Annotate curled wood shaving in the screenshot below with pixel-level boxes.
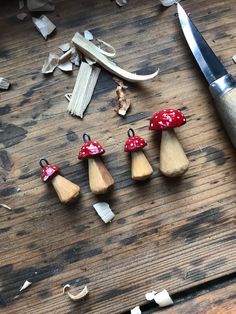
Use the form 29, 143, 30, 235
16, 12, 28, 21
114, 78, 131, 117
67, 62, 101, 118
72, 32, 159, 82
116, 0, 128, 7
42, 52, 59, 74
0, 77, 11, 90
19, 280, 32, 292
131, 306, 141, 314
27, 0, 55, 11
95, 38, 116, 57
32, 15, 56, 39
84, 30, 93, 41
58, 43, 70, 52
93, 202, 115, 223
232, 55, 236, 63
63, 284, 89, 301
0, 203, 12, 210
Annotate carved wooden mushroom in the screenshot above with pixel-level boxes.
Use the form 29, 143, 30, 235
124, 128, 153, 180
149, 109, 189, 177
40, 158, 80, 203
78, 134, 114, 194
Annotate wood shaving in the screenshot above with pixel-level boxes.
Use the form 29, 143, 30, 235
85, 56, 96, 65
0, 77, 11, 90
19, 0, 25, 9
41, 52, 59, 74
58, 43, 70, 52
32, 15, 56, 39
114, 78, 131, 117
153, 289, 173, 307
19, 280, 32, 292
116, 0, 128, 7
93, 202, 115, 223
16, 12, 28, 21
63, 284, 89, 301
67, 62, 101, 118
27, 0, 55, 11
58, 61, 73, 72
95, 38, 116, 57
84, 30, 94, 41
72, 32, 159, 82
130, 306, 141, 314
232, 55, 236, 63
59, 48, 73, 63
160, 0, 181, 6
70, 54, 80, 66
65, 93, 72, 101
0, 203, 12, 210
145, 291, 157, 301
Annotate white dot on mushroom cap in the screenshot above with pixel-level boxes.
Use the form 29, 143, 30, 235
136, 140, 139, 143
131, 143, 133, 146
177, 116, 180, 119
151, 123, 154, 127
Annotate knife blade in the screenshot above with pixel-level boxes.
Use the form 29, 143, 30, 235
177, 3, 236, 149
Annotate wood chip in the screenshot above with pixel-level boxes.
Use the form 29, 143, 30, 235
153, 289, 173, 307
131, 306, 141, 314
116, 0, 128, 7
32, 15, 56, 39
58, 43, 70, 52
41, 52, 59, 74
27, 0, 55, 11
85, 56, 96, 65
19, 0, 25, 9
72, 32, 159, 82
58, 61, 73, 72
93, 202, 115, 223
67, 62, 101, 118
65, 93, 72, 101
145, 291, 157, 301
16, 12, 28, 21
0, 77, 11, 90
63, 284, 89, 301
19, 280, 32, 292
0, 203, 12, 210
84, 30, 93, 41
160, 0, 181, 6
232, 55, 236, 63
114, 78, 131, 117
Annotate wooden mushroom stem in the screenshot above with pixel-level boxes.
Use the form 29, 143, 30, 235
88, 157, 114, 194
159, 128, 189, 177
51, 174, 80, 203
131, 150, 153, 180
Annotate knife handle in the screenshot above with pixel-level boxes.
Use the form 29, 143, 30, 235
209, 75, 236, 149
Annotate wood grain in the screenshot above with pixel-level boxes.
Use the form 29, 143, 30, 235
0, 0, 236, 313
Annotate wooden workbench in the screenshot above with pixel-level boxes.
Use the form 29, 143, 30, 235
0, 0, 235, 313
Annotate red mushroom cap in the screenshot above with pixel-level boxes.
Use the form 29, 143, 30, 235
149, 109, 186, 131
78, 140, 105, 159
40, 163, 60, 182
124, 135, 147, 152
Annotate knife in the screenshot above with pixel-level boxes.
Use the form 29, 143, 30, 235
177, 3, 236, 149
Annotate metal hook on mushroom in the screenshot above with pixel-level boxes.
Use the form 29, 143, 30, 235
78, 134, 114, 194
124, 128, 153, 180
149, 109, 189, 177
39, 158, 80, 203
